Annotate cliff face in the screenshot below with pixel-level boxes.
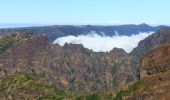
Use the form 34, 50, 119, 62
125, 44, 170, 100
0, 32, 135, 94
1, 27, 170, 98
140, 44, 170, 79
130, 27, 170, 78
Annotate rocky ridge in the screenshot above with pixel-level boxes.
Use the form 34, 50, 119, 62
123, 44, 170, 100
0, 32, 135, 95
130, 27, 170, 78
1, 27, 170, 99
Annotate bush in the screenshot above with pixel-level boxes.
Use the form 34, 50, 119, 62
76, 93, 101, 100
114, 90, 129, 100
114, 80, 145, 100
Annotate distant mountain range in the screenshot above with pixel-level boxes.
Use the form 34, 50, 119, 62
0, 23, 48, 28
0, 23, 168, 42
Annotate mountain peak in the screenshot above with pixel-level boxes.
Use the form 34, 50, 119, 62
139, 23, 150, 26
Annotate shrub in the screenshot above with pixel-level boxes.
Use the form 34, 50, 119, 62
114, 80, 145, 100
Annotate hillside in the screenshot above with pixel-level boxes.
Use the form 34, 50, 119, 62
0, 27, 170, 99
127, 44, 170, 100
130, 27, 170, 78
0, 72, 74, 100
0, 32, 135, 95
111, 28, 170, 99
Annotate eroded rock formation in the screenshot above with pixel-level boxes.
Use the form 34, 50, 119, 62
140, 44, 170, 79
0, 32, 135, 94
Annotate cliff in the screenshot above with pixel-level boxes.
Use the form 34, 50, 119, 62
140, 44, 170, 79
130, 27, 170, 79
0, 32, 135, 95
122, 44, 170, 100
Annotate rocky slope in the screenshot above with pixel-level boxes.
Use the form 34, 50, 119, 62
0, 72, 115, 100
140, 44, 170, 79
0, 32, 135, 95
0, 72, 74, 100
130, 27, 170, 78
124, 44, 170, 100
1, 27, 170, 99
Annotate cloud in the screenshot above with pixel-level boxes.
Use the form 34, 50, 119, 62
53, 32, 153, 53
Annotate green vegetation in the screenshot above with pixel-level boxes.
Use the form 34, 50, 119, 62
0, 72, 110, 100
0, 33, 26, 55
0, 36, 14, 54
76, 93, 101, 100
114, 90, 129, 100
128, 80, 144, 92
0, 32, 33, 55
0, 33, 148, 100
0, 72, 74, 100
30, 69, 46, 78
114, 80, 145, 100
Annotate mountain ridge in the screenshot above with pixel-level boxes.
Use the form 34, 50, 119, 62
130, 27, 170, 79
0, 24, 167, 42
0, 32, 135, 95
0, 27, 170, 99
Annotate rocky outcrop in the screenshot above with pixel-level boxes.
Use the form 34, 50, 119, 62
0, 32, 135, 94
130, 27, 170, 79
140, 44, 170, 79
112, 28, 170, 100
125, 44, 170, 100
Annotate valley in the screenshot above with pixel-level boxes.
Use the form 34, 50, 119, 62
0, 26, 170, 99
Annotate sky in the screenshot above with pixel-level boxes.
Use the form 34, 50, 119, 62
0, 0, 169, 25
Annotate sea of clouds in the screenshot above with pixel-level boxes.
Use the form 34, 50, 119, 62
53, 32, 153, 53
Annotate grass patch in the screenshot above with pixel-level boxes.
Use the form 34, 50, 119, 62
0, 38, 14, 54
76, 93, 101, 100
0, 73, 73, 100
114, 80, 145, 100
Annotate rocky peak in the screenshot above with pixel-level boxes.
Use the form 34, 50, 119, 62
130, 27, 170, 79
136, 27, 170, 49
138, 23, 150, 27
110, 47, 128, 56
63, 43, 86, 52
125, 43, 170, 100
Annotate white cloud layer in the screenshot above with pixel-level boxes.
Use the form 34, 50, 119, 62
53, 32, 153, 53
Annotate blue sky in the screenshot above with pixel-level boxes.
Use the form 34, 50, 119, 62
0, 0, 169, 25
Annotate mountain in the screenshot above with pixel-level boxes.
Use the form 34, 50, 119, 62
0, 32, 135, 95
1, 27, 170, 99
116, 44, 170, 100
0, 23, 46, 29
130, 27, 170, 78
112, 27, 170, 99
0, 23, 166, 42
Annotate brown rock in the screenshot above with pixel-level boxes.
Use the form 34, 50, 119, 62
0, 32, 135, 94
